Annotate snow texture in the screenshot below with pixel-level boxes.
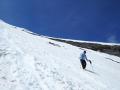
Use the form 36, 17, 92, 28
0, 20, 120, 90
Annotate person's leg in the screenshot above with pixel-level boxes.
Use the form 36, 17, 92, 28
81, 60, 86, 69
80, 60, 83, 68
82, 60, 86, 69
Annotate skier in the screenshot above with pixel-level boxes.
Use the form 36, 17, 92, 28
80, 51, 91, 69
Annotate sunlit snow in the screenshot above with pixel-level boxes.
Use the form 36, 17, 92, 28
0, 20, 120, 90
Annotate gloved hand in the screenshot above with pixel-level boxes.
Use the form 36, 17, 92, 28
89, 60, 92, 64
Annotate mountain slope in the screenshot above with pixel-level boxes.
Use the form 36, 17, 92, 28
49, 37, 120, 57
0, 20, 120, 90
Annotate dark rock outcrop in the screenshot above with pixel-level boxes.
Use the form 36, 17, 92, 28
50, 38, 120, 57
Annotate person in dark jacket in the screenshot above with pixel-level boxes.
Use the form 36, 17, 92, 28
80, 51, 91, 69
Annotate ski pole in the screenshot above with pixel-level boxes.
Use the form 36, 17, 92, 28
89, 60, 94, 71
91, 63, 94, 71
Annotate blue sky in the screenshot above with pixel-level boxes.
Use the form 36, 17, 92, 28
0, 0, 120, 43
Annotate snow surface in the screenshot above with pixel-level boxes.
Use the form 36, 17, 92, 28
0, 20, 120, 90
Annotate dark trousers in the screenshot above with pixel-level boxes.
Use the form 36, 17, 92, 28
80, 60, 86, 69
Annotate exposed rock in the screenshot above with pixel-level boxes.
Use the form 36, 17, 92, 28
50, 38, 120, 57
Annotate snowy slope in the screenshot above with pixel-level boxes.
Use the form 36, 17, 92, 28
0, 20, 120, 90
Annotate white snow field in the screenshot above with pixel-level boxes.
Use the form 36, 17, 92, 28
0, 20, 120, 90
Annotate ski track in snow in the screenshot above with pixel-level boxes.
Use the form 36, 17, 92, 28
0, 20, 120, 90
